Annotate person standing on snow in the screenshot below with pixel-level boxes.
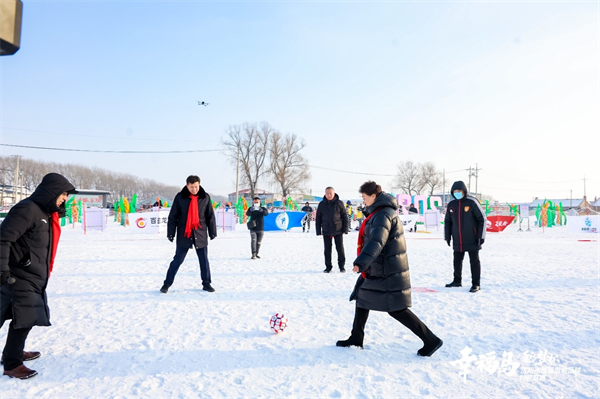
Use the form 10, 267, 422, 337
246, 197, 269, 259
301, 201, 313, 233
444, 180, 486, 293
161, 175, 217, 294
0, 173, 78, 379
345, 201, 354, 232
316, 187, 348, 273
336, 181, 443, 357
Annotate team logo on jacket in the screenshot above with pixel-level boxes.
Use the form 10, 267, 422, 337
464, 206, 470, 212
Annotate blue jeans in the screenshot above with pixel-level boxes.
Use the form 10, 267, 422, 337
164, 245, 211, 287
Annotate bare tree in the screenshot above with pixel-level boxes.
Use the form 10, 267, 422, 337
269, 132, 311, 198
420, 162, 442, 196
392, 161, 425, 196
221, 122, 272, 199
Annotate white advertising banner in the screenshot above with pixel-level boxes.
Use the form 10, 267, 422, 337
215, 209, 236, 231
424, 210, 441, 230
399, 214, 419, 231
128, 211, 170, 234
568, 215, 599, 234
84, 207, 108, 231
519, 205, 530, 220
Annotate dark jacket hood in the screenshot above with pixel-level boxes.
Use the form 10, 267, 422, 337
181, 185, 207, 199
365, 192, 398, 215
29, 173, 77, 214
450, 181, 469, 199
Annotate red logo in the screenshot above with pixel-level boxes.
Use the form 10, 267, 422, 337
136, 218, 146, 228
486, 216, 515, 232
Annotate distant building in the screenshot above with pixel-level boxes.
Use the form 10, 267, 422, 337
228, 188, 274, 204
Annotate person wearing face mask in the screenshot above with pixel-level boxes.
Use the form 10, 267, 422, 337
444, 181, 486, 293
336, 181, 442, 356
246, 197, 269, 259
161, 175, 217, 294
0, 173, 77, 379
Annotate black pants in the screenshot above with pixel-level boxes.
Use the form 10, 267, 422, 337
350, 305, 436, 345
2, 321, 32, 371
323, 235, 345, 270
250, 230, 264, 255
453, 250, 481, 286
164, 245, 211, 287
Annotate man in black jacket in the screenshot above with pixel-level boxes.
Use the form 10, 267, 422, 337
1, 173, 77, 379
316, 187, 348, 273
161, 175, 217, 293
444, 181, 486, 293
301, 202, 313, 233
246, 197, 269, 259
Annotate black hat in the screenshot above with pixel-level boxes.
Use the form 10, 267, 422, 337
253, 197, 260, 200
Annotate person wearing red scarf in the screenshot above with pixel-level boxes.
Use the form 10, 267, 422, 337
161, 175, 217, 294
336, 181, 443, 357
1, 173, 77, 379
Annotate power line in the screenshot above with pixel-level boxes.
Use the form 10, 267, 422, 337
1, 127, 207, 142
309, 165, 395, 177
0, 144, 220, 154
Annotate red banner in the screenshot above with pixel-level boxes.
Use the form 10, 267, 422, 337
486, 215, 515, 232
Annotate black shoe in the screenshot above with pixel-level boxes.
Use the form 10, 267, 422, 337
160, 284, 169, 293
251, 254, 257, 260
336, 338, 363, 349
203, 284, 215, 293
469, 286, 480, 293
323, 268, 332, 273
340, 268, 346, 273
256, 254, 261, 259
418, 337, 443, 357
445, 281, 462, 287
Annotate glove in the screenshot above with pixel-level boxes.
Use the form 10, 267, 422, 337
1, 270, 15, 285
479, 238, 485, 246
168, 236, 174, 242
446, 239, 451, 247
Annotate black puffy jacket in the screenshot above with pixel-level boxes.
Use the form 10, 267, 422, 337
246, 206, 269, 231
444, 181, 486, 252
1, 173, 76, 329
315, 194, 348, 236
353, 193, 411, 312
167, 186, 217, 249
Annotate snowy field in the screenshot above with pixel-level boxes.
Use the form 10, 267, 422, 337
2, 220, 599, 398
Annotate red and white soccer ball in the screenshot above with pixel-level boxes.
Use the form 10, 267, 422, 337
270, 313, 288, 333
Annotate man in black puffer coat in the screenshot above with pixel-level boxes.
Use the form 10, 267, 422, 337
161, 175, 217, 293
246, 197, 269, 259
316, 187, 348, 273
336, 181, 442, 357
1, 173, 77, 379
444, 180, 486, 293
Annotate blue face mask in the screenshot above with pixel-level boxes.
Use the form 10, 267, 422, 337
454, 192, 463, 200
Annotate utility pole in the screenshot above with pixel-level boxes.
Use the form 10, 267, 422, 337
19, 171, 23, 201
235, 145, 240, 207
475, 163, 479, 199
13, 155, 20, 203
467, 166, 472, 192
442, 169, 446, 206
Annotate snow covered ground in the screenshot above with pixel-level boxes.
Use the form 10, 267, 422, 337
2, 220, 599, 398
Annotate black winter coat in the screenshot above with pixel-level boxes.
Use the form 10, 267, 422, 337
315, 194, 348, 236
1, 173, 76, 329
353, 193, 411, 312
444, 181, 486, 252
167, 186, 217, 249
246, 206, 269, 231
301, 205, 313, 213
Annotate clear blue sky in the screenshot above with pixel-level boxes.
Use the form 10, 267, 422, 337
1, 1, 598, 203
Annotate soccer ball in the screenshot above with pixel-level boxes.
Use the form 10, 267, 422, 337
270, 313, 288, 333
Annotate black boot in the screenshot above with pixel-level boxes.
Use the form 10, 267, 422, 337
160, 284, 169, 293
418, 336, 443, 357
336, 337, 363, 349
469, 285, 480, 293
445, 281, 462, 287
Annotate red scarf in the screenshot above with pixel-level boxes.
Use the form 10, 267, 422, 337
49, 212, 61, 277
356, 207, 381, 278
184, 195, 201, 238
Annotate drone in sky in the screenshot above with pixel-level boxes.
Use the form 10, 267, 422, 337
198, 101, 209, 106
